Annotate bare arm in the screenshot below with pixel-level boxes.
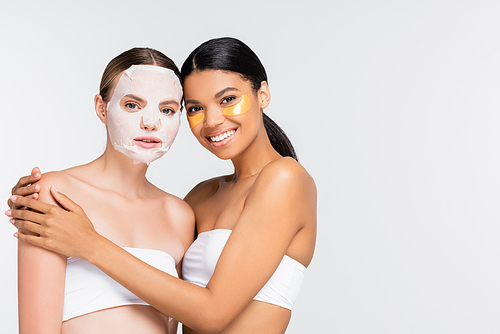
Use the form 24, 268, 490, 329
177, 258, 200, 334
182, 324, 199, 334
18, 175, 66, 333
10, 159, 316, 333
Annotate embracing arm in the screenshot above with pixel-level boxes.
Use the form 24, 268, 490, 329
10, 159, 316, 333
17, 175, 66, 333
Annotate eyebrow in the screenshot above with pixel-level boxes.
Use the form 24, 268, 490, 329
159, 99, 180, 107
122, 94, 147, 104
184, 87, 241, 105
215, 87, 240, 98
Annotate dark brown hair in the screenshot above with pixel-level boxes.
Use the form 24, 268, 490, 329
181, 37, 298, 161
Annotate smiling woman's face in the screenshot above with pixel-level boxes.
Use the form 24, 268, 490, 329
105, 65, 183, 165
183, 70, 270, 160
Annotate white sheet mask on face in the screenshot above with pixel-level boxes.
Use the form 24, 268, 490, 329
106, 65, 183, 165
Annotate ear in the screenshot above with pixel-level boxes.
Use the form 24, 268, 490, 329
258, 81, 271, 109
94, 94, 107, 124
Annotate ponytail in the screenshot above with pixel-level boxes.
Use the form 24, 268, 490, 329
263, 113, 298, 161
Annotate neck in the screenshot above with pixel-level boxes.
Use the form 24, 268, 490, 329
88, 139, 151, 197
230, 124, 282, 180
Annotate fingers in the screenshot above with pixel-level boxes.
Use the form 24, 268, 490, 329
31, 167, 41, 177
6, 207, 46, 226
50, 187, 81, 212
13, 220, 43, 235
8, 191, 39, 210
8, 196, 55, 215
9, 167, 42, 209
7, 199, 14, 209
11, 168, 42, 195
14, 231, 46, 249
13, 183, 41, 198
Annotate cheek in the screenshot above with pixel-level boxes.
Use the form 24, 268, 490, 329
108, 110, 139, 131
191, 126, 213, 149
190, 126, 203, 140
156, 114, 181, 139
234, 106, 261, 129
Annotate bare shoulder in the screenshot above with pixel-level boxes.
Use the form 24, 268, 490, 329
36, 170, 79, 206
250, 158, 316, 261
38, 170, 67, 183
142, 181, 195, 222
37, 170, 75, 192
153, 191, 196, 251
162, 192, 195, 221
184, 174, 231, 208
256, 157, 316, 193
247, 157, 317, 228
37, 165, 109, 205
38, 165, 91, 189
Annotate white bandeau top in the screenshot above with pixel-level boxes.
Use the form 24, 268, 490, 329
63, 247, 178, 321
181, 229, 306, 310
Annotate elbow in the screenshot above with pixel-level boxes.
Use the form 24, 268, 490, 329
206, 319, 230, 334
192, 309, 232, 334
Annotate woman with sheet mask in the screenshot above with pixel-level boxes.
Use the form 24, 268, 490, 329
9, 48, 195, 334
8, 37, 317, 334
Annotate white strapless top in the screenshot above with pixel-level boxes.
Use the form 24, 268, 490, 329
63, 247, 178, 321
181, 229, 306, 310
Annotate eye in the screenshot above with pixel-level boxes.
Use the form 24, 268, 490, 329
187, 106, 203, 115
160, 107, 176, 116
124, 102, 139, 110
221, 96, 236, 104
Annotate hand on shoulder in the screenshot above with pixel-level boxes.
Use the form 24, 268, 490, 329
35, 170, 77, 207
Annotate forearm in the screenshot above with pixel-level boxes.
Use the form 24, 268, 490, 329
183, 324, 200, 334
88, 236, 228, 333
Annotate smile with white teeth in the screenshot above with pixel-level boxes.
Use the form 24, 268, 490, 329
209, 130, 235, 142
140, 139, 157, 143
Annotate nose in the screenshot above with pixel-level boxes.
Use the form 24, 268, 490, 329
204, 107, 225, 128
140, 104, 162, 131
140, 116, 162, 131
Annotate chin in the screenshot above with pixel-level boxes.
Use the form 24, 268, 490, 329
214, 154, 233, 160
206, 147, 237, 161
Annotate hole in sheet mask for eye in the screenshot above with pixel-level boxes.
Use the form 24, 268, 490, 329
222, 94, 251, 116
158, 99, 181, 116
120, 94, 148, 112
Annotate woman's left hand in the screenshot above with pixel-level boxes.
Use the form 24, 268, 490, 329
6, 186, 101, 261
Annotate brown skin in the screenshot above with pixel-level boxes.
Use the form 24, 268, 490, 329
8, 70, 317, 334
8, 167, 41, 209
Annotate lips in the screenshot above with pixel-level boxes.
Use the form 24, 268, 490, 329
133, 136, 162, 149
206, 128, 236, 147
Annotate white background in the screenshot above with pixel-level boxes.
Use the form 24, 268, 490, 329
1, 1, 500, 333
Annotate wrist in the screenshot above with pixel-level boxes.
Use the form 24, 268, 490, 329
84, 234, 110, 264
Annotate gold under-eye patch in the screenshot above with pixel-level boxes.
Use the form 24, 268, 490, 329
186, 94, 251, 128
222, 94, 251, 116
187, 113, 204, 128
